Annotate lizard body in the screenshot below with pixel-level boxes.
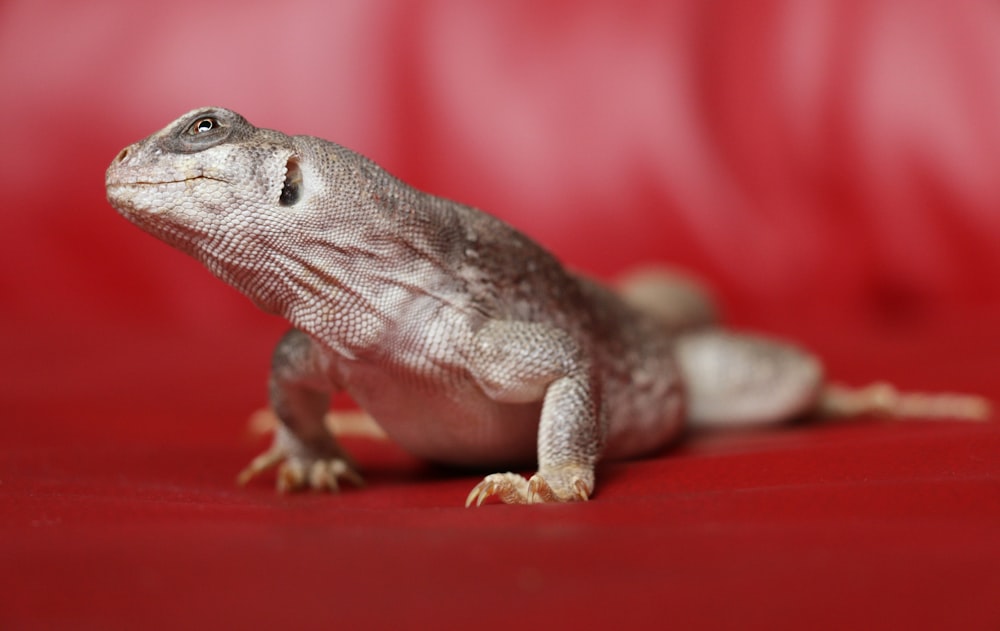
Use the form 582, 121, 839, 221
105, 107, 989, 505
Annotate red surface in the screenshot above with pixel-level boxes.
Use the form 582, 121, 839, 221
2, 1, 999, 629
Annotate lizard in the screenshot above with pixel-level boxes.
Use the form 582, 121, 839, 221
105, 107, 991, 506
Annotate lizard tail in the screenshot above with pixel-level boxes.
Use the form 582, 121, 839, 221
818, 382, 992, 421
675, 329, 993, 430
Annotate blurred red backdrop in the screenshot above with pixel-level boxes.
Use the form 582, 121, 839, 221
1, 1, 998, 630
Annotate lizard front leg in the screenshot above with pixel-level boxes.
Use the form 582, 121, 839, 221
464, 320, 603, 506
238, 328, 363, 492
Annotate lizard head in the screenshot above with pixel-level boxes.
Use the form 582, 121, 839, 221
105, 107, 316, 312
106, 106, 297, 250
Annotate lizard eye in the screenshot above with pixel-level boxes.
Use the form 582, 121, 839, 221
188, 117, 219, 135
170, 110, 235, 153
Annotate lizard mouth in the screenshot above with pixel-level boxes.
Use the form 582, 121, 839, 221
105, 174, 229, 217
114, 174, 228, 186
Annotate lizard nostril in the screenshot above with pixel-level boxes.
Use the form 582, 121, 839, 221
114, 146, 130, 164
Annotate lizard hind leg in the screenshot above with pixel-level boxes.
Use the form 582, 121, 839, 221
616, 265, 719, 331
675, 330, 825, 429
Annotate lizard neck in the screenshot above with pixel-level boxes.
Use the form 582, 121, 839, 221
203, 207, 467, 361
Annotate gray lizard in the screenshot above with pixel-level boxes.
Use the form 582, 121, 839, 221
105, 107, 989, 505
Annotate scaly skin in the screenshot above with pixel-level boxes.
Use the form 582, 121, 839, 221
105, 107, 990, 505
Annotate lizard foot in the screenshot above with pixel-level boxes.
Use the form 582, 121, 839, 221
465, 469, 593, 507
237, 445, 364, 493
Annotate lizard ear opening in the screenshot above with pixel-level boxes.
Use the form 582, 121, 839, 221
279, 157, 302, 206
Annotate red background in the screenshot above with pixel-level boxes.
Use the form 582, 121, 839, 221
2, 1, 999, 629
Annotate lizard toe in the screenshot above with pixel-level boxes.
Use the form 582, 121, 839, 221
465, 472, 530, 507
527, 469, 594, 503
277, 458, 308, 493
236, 445, 287, 486
307, 458, 365, 492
